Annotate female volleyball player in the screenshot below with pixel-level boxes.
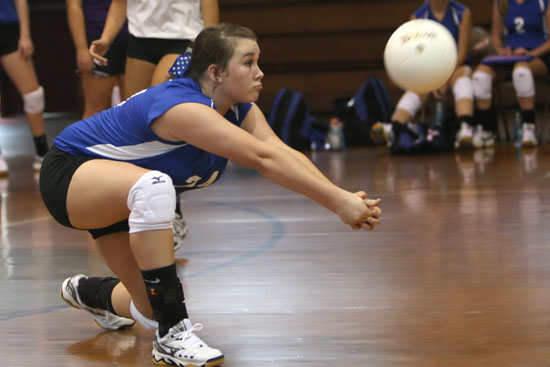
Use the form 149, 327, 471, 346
0, 0, 49, 173
39, 24, 382, 367
472, 0, 550, 147
66, 0, 128, 119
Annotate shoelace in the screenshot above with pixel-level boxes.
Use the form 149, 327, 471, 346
173, 323, 206, 350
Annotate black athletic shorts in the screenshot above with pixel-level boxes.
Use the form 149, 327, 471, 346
0, 22, 19, 57
126, 35, 192, 64
39, 146, 130, 239
87, 34, 128, 76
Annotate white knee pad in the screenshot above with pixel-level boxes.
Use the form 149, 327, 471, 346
453, 76, 474, 102
396, 91, 422, 117
512, 66, 535, 97
22, 86, 44, 114
127, 170, 176, 234
472, 71, 493, 99
130, 300, 158, 330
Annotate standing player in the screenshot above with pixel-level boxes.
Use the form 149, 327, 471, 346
0, 0, 49, 173
88, 0, 219, 98
66, 0, 129, 119
372, 0, 478, 150
472, 0, 550, 147
40, 24, 382, 367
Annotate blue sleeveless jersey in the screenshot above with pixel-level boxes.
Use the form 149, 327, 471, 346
413, 0, 468, 43
54, 78, 253, 193
0, 0, 18, 24
503, 0, 548, 50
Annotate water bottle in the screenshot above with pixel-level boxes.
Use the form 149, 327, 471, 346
434, 100, 445, 127
514, 110, 522, 147
325, 117, 345, 151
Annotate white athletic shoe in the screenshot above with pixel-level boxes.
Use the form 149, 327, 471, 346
472, 125, 495, 149
0, 155, 8, 177
61, 274, 135, 330
173, 212, 188, 252
33, 155, 43, 171
370, 122, 394, 147
455, 122, 473, 149
521, 123, 538, 147
152, 319, 224, 367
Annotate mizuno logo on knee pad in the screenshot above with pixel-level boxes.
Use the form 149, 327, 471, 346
152, 176, 166, 185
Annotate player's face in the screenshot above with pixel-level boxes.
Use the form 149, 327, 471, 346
220, 38, 264, 103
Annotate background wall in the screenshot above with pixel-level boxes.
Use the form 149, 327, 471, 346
0, 0, 492, 117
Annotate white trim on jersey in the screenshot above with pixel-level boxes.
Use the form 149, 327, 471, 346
86, 141, 188, 160
451, 7, 460, 26
539, 0, 548, 39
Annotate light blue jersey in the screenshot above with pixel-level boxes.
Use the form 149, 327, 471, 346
503, 0, 548, 50
413, 0, 467, 44
0, 0, 18, 24
54, 77, 253, 192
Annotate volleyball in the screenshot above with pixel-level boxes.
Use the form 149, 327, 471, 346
384, 19, 457, 94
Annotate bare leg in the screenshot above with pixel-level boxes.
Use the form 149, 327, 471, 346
80, 72, 117, 119
516, 59, 547, 110
0, 51, 45, 136
450, 66, 474, 117
151, 54, 181, 86
123, 57, 156, 98
474, 64, 496, 110
67, 160, 176, 319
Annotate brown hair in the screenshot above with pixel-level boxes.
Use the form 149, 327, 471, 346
185, 23, 257, 81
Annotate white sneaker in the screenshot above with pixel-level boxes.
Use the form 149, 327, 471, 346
455, 122, 473, 149
153, 319, 224, 367
33, 155, 43, 171
472, 125, 495, 149
370, 122, 394, 146
61, 274, 135, 330
521, 123, 538, 147
173, 212, 188, 252
0, 155, 8, 177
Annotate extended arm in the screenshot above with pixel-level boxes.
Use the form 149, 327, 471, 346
201, 0, 219, 27
152, 103, 381, 230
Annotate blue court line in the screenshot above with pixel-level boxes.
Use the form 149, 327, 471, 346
0, 200, 285, 322
184, 201, 285, 278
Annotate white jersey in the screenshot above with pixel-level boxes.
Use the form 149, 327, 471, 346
127, 0, 203, 39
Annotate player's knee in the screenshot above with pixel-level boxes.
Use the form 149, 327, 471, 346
396, 91, 421, 117
127, 170, 176, 234
512, 66, 535, 97
22, 86, 44, 114
472, 71, 493, 99
453, 76, 473, 102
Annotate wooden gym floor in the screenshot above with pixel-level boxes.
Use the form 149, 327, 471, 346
0, 115, 549, 367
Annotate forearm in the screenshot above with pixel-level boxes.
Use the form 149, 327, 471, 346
201, 0, 219, 27
531, 41, 550, 57
256, 146, 344, 213
101, 0, 126, 44
13, 0, 31, 37
66, 1, 88, 50
287, 148, 332, 185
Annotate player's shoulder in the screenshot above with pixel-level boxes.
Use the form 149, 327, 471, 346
156, 78, 213, 106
